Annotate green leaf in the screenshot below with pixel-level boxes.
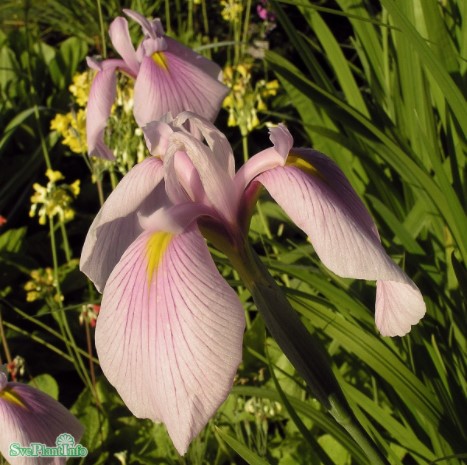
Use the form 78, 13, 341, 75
29, 373, 59, 400
215, 427, 271, 465
379, 0, 467, 135
49, 37, 88, 89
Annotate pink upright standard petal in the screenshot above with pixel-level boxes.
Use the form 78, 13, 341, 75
86, 65, 117, 160
95, 225, 245, 454
80, 157, 165, 292
109, 17, 139, 75
133, 50, 229, 127
0, 373, 84, 465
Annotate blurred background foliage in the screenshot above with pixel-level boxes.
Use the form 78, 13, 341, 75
0, 0, 465, 464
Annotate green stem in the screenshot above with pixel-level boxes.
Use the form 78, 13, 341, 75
0, 309, 12, 366
165, 0, 172, 35
226, 240, 389, 465
2, 320, 74, 363
96, 0, 107, 58
23, 4, 52, 172
59, 219, 72, 262
241, 0, 252, 58
1, 300, 98, 363
49, 218, 92, 388
328, 396, 388, 465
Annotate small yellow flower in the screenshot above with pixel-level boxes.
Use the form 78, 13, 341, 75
69, 71, 93, 107
24, 267, 55, 302
222, 64, 279, 135
29, 171, 80, 225
45, 169, 65, 183
69, 179, 81, 197
50, 113, 71, 134
220, 0, 243, 22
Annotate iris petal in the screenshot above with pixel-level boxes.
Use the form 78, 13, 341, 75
133, 51, 229, 128
257, 148, 425, 335
86, 67, 117, 160
95, 225, 245, 454
0, 377, 83, 465
80, 157, 165, 292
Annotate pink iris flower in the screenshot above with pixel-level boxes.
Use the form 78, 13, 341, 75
80, 112, 425, 454
86, 9, 229, 160
0, 371, 83, 465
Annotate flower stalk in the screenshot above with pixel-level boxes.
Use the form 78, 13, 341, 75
227, 239, 390, 465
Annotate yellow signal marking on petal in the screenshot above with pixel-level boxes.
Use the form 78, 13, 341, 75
0, 386, 28, 409
152, 52, 169, 71
146, 232, 173, 284
286, 154, 320, 178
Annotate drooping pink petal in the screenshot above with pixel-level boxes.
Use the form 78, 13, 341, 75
109, 17, 140, 75
375, 280, 425, 337
133, 50, 229, 128
95, 225, 245, 454
86, 67, 117, 160
80, 157, 165, 292
256, 148, 425, 334
0, 374, 84, 465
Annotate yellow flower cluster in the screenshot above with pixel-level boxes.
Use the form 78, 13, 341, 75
222, 63, 279, 135
29, 169, 80, 225
50, 109, 87, 154
50, 70, 93, 154
24, 267, 58, 302
69, 71, 93, 107
220, 0, 243, 22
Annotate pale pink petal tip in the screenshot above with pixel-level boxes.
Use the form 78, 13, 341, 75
375, 280, 426, 337
269, 124, 293, 161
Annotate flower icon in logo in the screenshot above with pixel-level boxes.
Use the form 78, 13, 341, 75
55, 433, 75, 447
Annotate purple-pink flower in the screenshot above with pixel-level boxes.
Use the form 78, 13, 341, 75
257, 0, 276, 22
80, 112, 425, 453
86, 9, 229, 160
0, 371, 83, 465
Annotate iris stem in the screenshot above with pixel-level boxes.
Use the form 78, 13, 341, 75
227, 240, 390, 465
96, 0, 107, 58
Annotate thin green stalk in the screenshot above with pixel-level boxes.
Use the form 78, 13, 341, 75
96, 0, 107, 58
0, 309, 12, 366
49, 217, 92, 387
201, 0, 210, 41
165, 0, 172, 35
2, 300, 98, 363
59, 219, 72, 262
241, 132, 249, 164
23, 4, 52, 172
241, 0, 252, 58
84, 319, 100, 408
226, 240, 390, 465
109, 167, 118, 190
2, 320, 74, 363
188, 0, 193, 36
